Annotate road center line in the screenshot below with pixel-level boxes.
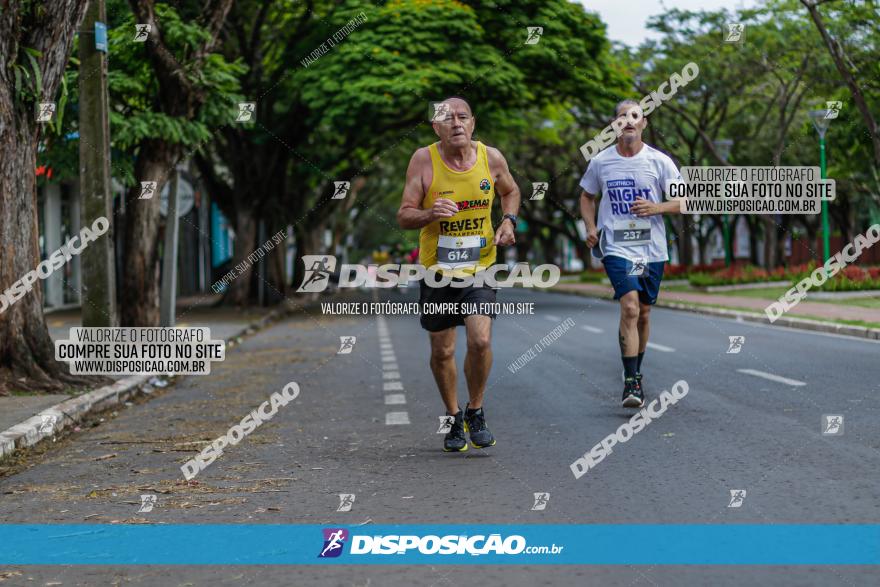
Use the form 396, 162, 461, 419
646, 342, 675, 353
581, 325, 603, 333
737, 368, 806, 387
379, 320, 408, 425
385, 412, 410, 425
384, 394, 406, 405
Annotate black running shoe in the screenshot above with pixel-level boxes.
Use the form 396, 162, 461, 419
621, 377, 644, 408
464, 404, 496, 448
443, 410, 468, 452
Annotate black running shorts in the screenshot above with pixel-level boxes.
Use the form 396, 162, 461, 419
418, 278, 497, 332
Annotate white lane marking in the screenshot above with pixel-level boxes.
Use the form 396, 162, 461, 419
646, 342, 675, 353
378, 322, 408, 425
386, 411, 410, 425
544, 315, 561, 322
581, 325, 603, 333
737, 368, 806, 387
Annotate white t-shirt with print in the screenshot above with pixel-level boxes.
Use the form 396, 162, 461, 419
579, 143, 682, 263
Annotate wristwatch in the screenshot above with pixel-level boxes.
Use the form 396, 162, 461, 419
502, 214, 518, 228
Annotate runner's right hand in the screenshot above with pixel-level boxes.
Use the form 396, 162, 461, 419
585, 228, 598, 248
430, 198, 458, 221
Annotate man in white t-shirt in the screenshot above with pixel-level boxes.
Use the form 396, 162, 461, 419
579, 99, 683, 408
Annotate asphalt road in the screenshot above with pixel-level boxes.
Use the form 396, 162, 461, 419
1, 287, 878, 586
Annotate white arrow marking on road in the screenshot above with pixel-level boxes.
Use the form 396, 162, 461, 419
544, 315, 561, 322
385, 394, 406, 405
581, 325, 603, 333
646, 342, 675, 353
381, 354, 397, 362
382, 371, 400, 380
383, 381, 403, 391
737, 368, 806, 387
382, 362, 399, 371
386, 412, 410, 425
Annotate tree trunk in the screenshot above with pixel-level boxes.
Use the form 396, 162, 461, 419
515, 237, 532, 265
676, 216, 694, 266
0, 123, 91, 393
0, 0, 92, 393
747, 217, 760, 266
543, 233, 558, 267
266, 231, 288, 303
292, 223, 325, 293
762, 216, 779, 268
696, 225, 708, 265
775, 217, 788, 266
222, 206, 257, 306
120, 143, 177, 326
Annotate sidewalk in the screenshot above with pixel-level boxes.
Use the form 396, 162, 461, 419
553, 282, 880, 325
0, 298, 280, 445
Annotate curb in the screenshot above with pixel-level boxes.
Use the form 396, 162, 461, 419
0, 306, 290, 460
550, 286, 880, 341
0, 374, 153, 459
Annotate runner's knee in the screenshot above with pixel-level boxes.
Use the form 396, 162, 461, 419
620, 298, 640, 323
466, 332, 491, 354
431, 342, 455, 362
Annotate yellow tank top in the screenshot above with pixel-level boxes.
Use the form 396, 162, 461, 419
419, 141, 496, 275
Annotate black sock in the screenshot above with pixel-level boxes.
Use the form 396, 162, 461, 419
637, 351, 645, 373
465, 405, 481, 416
622, 356, 638, 379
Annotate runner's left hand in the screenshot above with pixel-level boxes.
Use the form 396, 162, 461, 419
494, 221, 515, 246
631, 198, 660, 217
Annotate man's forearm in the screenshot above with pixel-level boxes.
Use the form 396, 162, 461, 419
499, 189, 520, 216
580, 196, 597, 231
661, 199, 682, 214
397, 207, 435, 230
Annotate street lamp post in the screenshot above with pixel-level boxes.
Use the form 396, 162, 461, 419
809, 110, 832, 262
714, 139, 734, 266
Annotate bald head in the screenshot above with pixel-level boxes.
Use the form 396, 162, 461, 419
441, 96, 473, 116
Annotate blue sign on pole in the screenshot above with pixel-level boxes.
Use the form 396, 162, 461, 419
95, 22, 107, 52
210, 203, 233, 268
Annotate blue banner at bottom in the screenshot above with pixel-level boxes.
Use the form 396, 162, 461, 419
2, 524, 879, 565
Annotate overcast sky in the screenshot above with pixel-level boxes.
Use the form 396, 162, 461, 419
580, 0, 761, 47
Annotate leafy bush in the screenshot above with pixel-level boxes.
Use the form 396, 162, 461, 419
579, 270, 605, 283
665, 262, 725, 278
687, 261, 880, 291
